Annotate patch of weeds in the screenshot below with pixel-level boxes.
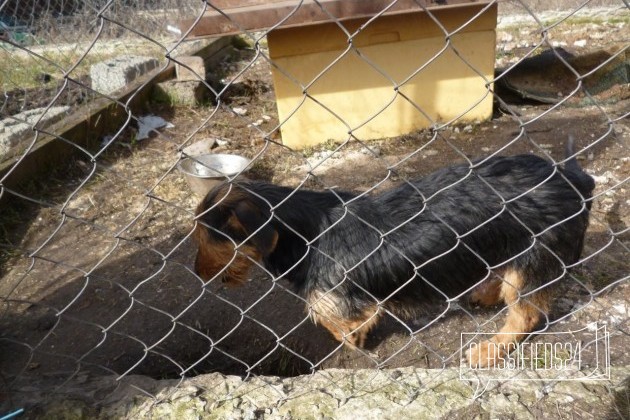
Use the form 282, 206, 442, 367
232, 35, 251, 50
248, 158, 275, 181
301, 138, 338, 158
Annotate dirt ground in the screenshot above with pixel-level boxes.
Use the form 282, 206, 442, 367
1, 6, 628, 406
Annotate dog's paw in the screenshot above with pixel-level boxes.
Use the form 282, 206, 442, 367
344, 329, 367, 349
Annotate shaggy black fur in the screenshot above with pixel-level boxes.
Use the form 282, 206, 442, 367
195, 149, 594, 322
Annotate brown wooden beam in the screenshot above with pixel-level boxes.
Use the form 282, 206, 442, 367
180, 0, 491, 38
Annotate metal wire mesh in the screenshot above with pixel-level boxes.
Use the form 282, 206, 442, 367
1, 0, 628, 416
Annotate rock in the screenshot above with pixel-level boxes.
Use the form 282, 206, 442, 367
232, 107, 248, 116
182, 138, 216, 156
91, 55, 160, 94
27, 366, 627, 419
423, 149, 438, 158
152, 80, 210, 106
175, 56, 206, 81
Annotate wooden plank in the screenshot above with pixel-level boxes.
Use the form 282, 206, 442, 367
180, 0, 490, 38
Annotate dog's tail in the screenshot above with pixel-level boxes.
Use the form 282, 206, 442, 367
564, 135, 595, 197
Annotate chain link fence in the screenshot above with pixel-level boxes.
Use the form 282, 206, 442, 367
1, 0, 628, 417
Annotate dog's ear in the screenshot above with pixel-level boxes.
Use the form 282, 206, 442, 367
230, 199, 278, 256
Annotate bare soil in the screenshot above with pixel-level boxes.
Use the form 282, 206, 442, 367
0, 8, 628, 405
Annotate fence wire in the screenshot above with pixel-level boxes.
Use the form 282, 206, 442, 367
0, 0, 628, 417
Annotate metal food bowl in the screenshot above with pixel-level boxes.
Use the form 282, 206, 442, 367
177, 153, 251, 197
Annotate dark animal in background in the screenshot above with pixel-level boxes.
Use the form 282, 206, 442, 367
193, 141, 594, 367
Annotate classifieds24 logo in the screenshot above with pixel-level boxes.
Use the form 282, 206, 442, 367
460, 323, 610, 381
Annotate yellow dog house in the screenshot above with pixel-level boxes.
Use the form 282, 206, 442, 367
182, 0, 497, 148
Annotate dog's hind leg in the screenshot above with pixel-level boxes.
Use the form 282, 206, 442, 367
469, 275, 503, 306
466, 268, 551, 367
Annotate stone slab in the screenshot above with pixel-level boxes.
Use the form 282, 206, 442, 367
152, 80, 210, 106
90, 55, 160, 95
0, 106, 70, 157
175, 55, 206, 81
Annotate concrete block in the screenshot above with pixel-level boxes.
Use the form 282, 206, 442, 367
152, 80, 210, 106
176, 56, 206, 81
91, 55, 160, 95
0, 106, 70, 158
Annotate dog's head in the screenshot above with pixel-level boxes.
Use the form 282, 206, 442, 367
193, 184, 278, 285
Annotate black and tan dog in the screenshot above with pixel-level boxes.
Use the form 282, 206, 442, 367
193, 143, 594, 366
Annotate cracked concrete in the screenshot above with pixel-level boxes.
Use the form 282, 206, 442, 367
19, 367, 630, 419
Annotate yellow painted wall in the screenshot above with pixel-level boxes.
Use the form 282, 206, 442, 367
268, 4, 497, 148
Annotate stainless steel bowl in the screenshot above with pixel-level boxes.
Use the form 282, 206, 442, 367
177, 153, 251, 197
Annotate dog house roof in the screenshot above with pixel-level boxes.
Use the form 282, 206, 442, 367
178, 0, 491, 39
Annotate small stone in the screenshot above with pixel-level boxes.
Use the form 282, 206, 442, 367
481, 147, 491, 153
424, 149, 438, 157
232, 107, 247, 116
183, 138, 216, 156
262, 115, 272, 121
463, 125, 473, 133
574, 39, 587, 47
